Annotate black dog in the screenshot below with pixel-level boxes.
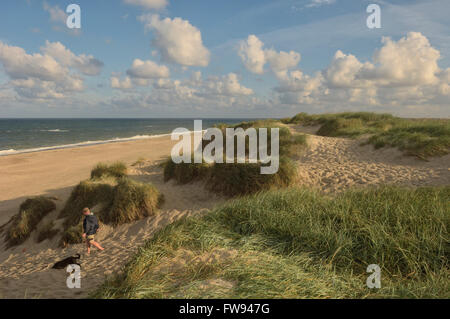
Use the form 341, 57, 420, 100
52, 254, 81, 269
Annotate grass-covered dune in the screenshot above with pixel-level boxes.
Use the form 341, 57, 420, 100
284, 112, 450, 159
4, 197, 56, 247
91, 162, 128, 180
164, 120, 307, 196
93, 186, 449, 299
59, 162, 163, 247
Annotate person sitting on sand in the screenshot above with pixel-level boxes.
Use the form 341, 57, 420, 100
82, 207, 104, 255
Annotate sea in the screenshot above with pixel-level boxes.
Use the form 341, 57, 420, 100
0, 118, 255, 156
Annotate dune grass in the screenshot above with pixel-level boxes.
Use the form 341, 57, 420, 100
92, 186, 449, 299
105, 178, 164, 226
60, 222, 84, 247
5, 197, 56, 247
59, 178, 116, 229
163, 159, 210, 184
163, 120, 306, 196
286, 112, 450, 158
58, 163, 164, 246
367, 123, 450, 158
91, 162, 128, 180
206, 157, 296, 196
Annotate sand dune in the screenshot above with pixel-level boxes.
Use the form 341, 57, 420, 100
0, 128, 449, 299
292, 126, 450, 192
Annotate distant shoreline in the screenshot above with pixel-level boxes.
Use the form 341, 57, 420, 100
0, 118, 252, 157
0, 132, 174, 157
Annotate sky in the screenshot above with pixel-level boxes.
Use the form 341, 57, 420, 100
0, 0, 449, 118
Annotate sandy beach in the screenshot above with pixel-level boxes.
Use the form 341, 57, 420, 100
0, 127, 449, 298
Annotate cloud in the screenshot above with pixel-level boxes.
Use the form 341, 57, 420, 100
123, 0, 168, 10
201, 73, 254, 97
238, 35, 266, 74
43, 1, 66, 24
126, 59, 170, 79
238, 35, 300, 78
0, 41, 102, 100
306, 0, 336, 8
110, 58, 170, 89
270, 32, 449, 114
321, 32, 442, 89
111, 76, 133, 90
324, 50, 365, 88
108, 32, 448, 116
41, 41, 104, 76
111, 70, 254, 111
140, 14, 210, 67
363, 32, 441, 87
0, 42, 66, 81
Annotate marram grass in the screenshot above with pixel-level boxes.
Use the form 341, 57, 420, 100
90, 162, 128, 180
92, 186, 449, 299
285, 112, 450, 158
58, 163, 163, 246
163, 120, 307, 196
5, 197, 56, 247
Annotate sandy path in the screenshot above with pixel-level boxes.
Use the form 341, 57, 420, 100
292, 125, 450, 192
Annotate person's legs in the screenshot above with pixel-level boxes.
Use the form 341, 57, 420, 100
90, 240, 104, 251
86, 240, 91, 255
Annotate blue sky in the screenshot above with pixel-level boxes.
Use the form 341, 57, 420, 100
0, 0, 449, 118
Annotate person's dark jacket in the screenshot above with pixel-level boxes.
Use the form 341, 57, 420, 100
83, 214, 99, 236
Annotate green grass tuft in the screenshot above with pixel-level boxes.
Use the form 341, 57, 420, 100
59, 178, 116, 230
163, 120, 306, 196
91, 162, 128, 180
105, 178, 164, 226
59, 163, 163, 246
5, 197, 56, 247
206, 157, 296, 196
60, 222, 83, 247
163, 159, 210, 184
92, 186, 449, 299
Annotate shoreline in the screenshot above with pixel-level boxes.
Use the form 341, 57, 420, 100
0, 129, 209, 157
0, 132, 174, 157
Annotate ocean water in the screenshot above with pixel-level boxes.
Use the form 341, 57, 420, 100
0, 118, 252, 156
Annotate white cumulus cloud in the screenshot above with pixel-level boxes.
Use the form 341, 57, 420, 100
41, 41, 104, 76
140, 14, 210, 67
123, 0, 168, 10
110, 58, 170, 89
271, 32, 449, 115
0, 41, 102, 100
126, 58, 170, 79
239, 35, 300, 78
